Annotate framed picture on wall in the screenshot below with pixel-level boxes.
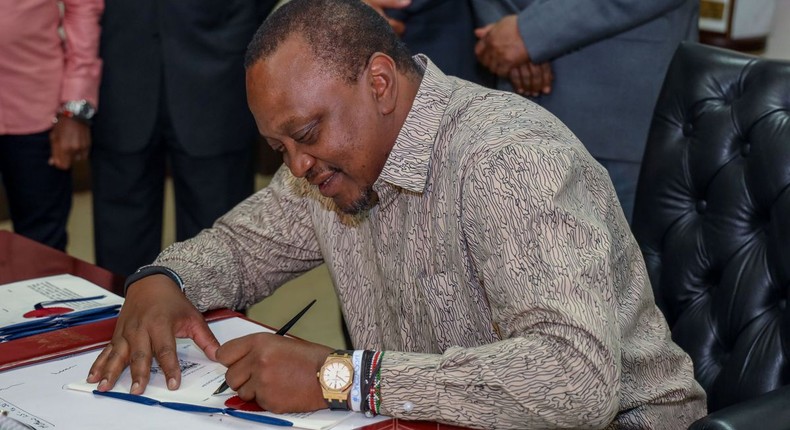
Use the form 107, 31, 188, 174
699, 0, 776, 51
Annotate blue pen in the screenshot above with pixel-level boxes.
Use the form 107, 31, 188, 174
92, 390, 293, 427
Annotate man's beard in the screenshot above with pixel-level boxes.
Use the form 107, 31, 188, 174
339, 186, 378, 215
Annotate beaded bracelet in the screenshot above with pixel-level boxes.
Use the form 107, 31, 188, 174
365, 351, 383, 417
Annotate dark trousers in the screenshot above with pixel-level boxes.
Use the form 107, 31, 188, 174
91, 106, 254, 277
0, 131, 72, 250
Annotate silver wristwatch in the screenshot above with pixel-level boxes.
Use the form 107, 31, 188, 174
59, 100, 96, 124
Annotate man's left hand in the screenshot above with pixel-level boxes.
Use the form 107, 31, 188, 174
49, 116, 90, 170
475, 15, 529, 77
216, 333, 334, 414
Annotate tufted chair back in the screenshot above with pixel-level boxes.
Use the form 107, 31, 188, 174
631, 42, 790, 414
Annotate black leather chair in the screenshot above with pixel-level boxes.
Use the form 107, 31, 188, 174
632, 42, 790, 429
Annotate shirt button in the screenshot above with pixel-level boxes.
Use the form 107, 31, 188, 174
402, 401, 414, 412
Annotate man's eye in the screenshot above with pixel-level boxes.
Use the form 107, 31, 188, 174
295, 125, 317, 143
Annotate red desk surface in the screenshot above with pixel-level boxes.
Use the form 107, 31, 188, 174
0, 230, 124, 295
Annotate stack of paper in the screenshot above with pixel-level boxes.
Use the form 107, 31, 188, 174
0, 274, 124, 342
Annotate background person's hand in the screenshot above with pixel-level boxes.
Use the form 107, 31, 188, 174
474, 15, 529, 77
509, 61, 553, 97
48, 116, 91, 170
86, 274, 220, 395
362, 0, 411, 36
216, 333, 333, 414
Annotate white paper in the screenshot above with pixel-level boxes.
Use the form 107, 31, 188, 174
0, 274, 124, 328
0, 317, 388, 430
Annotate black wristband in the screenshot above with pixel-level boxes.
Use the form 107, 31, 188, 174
123, 265, 185, 296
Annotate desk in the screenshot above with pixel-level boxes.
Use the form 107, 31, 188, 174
0, 231, 469, 430
0, 230, 124, 295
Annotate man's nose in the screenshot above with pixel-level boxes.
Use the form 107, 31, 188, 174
285, 147, 315, 178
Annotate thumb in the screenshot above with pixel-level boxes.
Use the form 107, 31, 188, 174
191, 321, 221, 361
474, 24, 493, 38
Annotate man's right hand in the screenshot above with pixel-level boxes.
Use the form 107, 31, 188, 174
86, 274, 220, 395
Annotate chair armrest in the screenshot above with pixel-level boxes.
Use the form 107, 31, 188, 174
690, 385, 790, 430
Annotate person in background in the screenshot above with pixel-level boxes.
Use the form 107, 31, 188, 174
274, 0, 496, 88
90, 0, 276, 277
88, 1, 706, 428
472, 0, 699, 223
0, 0, 103, 251
374, 0, 496, 87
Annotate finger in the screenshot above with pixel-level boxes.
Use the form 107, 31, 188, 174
365, 0, 411, 9
474, 24, 493, 39
51, 154, 71, 169
223, 357, 253, 393
541, 63, 553, 94
87, 343, 115, 383
509, 67, 525, 95
48, 137, 71, 170
150, 330, 181, 390
190, 319, 221, 361
527, 62, 543, 96
388, 18, 405, 36
215, 334, 254, 366
234, 377, 256, 403
127, 329, 154, 394
96, 338, 132, 391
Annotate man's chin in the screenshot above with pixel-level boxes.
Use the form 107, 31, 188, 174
335, 189, 378, 215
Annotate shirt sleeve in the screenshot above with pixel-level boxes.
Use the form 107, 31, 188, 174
60, 0, 103, 106
153, 167, 324, 312
378, 144, 623, 428
515, 0, 688, 62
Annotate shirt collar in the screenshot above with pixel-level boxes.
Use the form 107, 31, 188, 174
376, 55, 454, 194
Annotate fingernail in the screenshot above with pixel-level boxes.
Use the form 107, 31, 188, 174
168, 378, 177, 390
98, 379, 108, 390
131, 382, 140, 393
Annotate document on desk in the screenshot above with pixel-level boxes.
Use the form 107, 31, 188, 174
0, 317, 388, 430
0, 274, 124, 328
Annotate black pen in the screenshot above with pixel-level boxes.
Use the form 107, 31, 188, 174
212, 299, 317, 395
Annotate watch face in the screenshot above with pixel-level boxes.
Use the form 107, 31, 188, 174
321, 361, 352, 391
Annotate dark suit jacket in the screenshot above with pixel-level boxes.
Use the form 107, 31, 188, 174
471, 0, 699, 163
93, 0, 275, 157
386, 0, 495, 87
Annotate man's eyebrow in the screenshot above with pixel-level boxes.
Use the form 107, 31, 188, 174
279, 117, 311, 135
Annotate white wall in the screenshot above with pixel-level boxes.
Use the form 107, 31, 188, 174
765, 0, 790, 59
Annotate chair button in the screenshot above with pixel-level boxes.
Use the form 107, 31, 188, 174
683, 123, 694, 136
696, 200, 707, 213
741, 143, 751, 156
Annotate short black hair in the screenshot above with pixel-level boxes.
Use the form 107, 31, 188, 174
245, 0, 420, 83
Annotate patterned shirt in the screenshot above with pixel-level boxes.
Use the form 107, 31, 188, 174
154, 56, 706, 429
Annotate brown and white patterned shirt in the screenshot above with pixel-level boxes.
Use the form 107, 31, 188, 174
154, 56, 706, 429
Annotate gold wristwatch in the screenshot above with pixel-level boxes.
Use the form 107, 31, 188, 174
317, 350, 354, 410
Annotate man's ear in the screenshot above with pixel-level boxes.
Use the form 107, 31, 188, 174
366, 53, 398, 115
